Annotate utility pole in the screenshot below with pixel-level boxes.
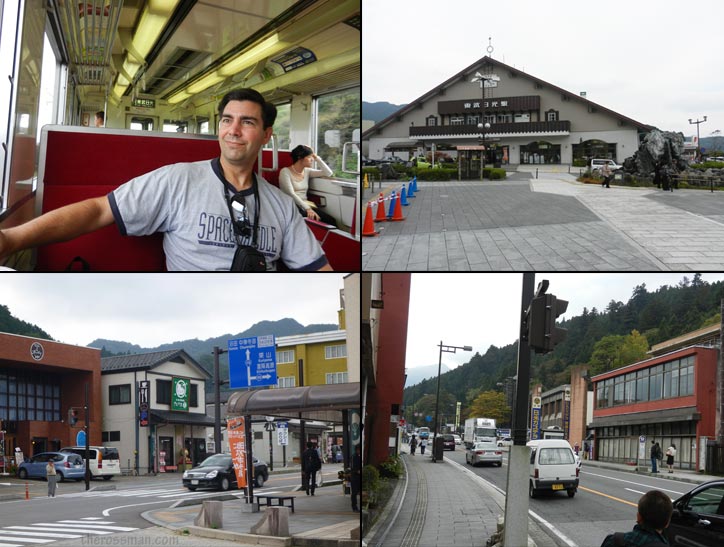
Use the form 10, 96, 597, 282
503, 273, 535, 547
212, 347, 227, 454
689, 116, 707, 161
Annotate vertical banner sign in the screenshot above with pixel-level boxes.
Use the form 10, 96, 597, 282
139, 380, 149, 427
277, 422, 288, 446
530, 396, 542, 440
227, 417, 247, 488
171, 377, 189, 411
563, 387, 571, 440
455, 401, 461, 431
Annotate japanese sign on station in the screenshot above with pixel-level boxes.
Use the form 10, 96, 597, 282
228, 335, 277, 389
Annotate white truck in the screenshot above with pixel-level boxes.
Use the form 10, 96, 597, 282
464, 418, 497, 448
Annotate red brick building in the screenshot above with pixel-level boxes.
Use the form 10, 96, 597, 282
591, 345, 718, 470
0, 332, 102, 463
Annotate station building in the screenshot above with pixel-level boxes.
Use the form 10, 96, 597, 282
363, 55, 651, 177
0, 332, 102, 463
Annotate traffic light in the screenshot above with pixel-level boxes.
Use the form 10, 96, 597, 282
527, 293, 568, 354
68, 408, 78, 427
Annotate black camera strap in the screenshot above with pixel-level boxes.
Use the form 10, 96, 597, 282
220, 168, 261, 249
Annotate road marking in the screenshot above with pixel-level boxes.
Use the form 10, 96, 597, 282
578, 486, 637, 507
33, 523, 137, 532
7, 527, 112, 535
528, 510, 578, 547
0, 531, 82, 539
582, 471, 685, 495
0, 537, 54, 544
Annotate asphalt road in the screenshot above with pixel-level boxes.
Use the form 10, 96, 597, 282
0, 467, 339, 546
445, 446, 692, 547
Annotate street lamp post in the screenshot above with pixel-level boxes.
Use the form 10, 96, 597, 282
432, 342, 472, 462
689, 116, 707, 161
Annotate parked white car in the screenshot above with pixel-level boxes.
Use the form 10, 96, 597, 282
590, 158, 622, 174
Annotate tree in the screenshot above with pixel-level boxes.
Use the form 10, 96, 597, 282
589, 330, 649, 375
466, 391, 510, 426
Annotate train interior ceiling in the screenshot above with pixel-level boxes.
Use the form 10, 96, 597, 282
0, 0, 361, 271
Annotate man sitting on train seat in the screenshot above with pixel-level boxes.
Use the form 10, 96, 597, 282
0, 88, 332, 271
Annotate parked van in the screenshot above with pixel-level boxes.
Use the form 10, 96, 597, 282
60, 446, 121, 480
527, 439, 579, 499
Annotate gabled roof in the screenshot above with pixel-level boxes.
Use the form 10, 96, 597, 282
363, 55, 651, 139
101, 348, 211, 379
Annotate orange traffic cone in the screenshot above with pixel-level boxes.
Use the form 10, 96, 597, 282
389, 190, 405, 221
25, 482, 29, 500
362, 202, 379, 237
374, 193, 387, 222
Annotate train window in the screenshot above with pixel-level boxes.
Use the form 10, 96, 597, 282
37, 33, 61, 148
273, 104, 291, 150
314, 87, 360, 180
129, 117, 156, 131
198, 119, 210, 135
162, 121, 188, 133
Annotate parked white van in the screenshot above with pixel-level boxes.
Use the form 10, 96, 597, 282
60, 446, 121, 480
527, 439, 579, 499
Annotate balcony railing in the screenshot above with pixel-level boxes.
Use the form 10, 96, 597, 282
409, 120, 571, 138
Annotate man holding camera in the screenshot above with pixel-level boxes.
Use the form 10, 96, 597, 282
0, 88, 331, 271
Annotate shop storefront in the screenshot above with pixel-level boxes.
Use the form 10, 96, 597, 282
591, 346, 717, 471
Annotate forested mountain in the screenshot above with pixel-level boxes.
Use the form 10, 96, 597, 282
404, 274, 724, 413
0, 305, 53, 340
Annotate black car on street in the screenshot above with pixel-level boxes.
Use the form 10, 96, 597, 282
666, 479, 724, 547
182, 453, 269, 491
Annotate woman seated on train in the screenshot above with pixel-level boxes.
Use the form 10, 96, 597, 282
279, 145, 337, 227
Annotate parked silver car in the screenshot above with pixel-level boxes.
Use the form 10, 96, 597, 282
465, 442, 503, 467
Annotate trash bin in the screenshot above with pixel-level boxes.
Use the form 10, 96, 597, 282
433, 436, 444, 462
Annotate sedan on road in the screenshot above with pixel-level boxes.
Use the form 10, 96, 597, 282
182, 454, 269, 491
442, 434, 456, 451
666, 479, 724, 547
465, 442, 503, 467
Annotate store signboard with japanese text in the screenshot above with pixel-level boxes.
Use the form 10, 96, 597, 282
226, 416, 247, 488
171, 377, 190, 412
228, 335, 277, 389
277, 422, 288, 446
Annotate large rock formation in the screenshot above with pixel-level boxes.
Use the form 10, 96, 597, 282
623, 129, 688, 176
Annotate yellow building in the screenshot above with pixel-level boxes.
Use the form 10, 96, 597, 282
275, 330, 348, 387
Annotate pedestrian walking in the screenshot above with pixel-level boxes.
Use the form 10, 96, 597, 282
420, 438, 427, 455
599, 490, 672, 547
601, 163, 612, 188
665, 444, 677, 473
351, 444, 361, 512
46, 458, 57, 497
650, 441, 662, 473
409, 435, 417, 456
301, 441, 322, 495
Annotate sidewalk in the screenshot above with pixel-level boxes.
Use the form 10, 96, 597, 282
364, 446, 557, 547
579, 456, 721, 485
143, 474, 360, 547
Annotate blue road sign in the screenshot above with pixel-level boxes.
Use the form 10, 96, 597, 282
228, 335, 277, 389
425, 415, 432, 422
76, 430, 86, 446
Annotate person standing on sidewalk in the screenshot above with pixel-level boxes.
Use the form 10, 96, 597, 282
665, 444, 677, 473
302, 442, 322, 495
46, 458, 57, 497
650, 441, 662, 473
409, 435, 417, 456
420, 437, 427, 455
351, 444, 361, 512
600, 490, 671, 547
601, 163, 612, 188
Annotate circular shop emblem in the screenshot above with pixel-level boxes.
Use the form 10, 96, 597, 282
175, 380, 187, 399
30, 342, 44, 361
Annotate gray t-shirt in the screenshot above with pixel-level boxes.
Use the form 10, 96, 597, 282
108, 159, 328, 271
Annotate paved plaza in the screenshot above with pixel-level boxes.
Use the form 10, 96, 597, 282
362, 170, 724, 271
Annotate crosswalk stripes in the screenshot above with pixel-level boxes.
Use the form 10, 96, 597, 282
0, 517, 138, 546
58, 485, 279, 499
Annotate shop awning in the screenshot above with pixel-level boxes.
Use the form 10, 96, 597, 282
151, 410, 216, 427
226, 382, 360, 422
592, 407, 700, 428
384, 141, 419, 150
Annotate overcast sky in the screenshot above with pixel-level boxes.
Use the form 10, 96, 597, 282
406, 273, 724, 371
363, 0, 724, 137
0, 274, 346, 348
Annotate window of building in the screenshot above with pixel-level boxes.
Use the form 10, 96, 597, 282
156, 379, 171, 405
497, 113, 512, 123
613, 376, 625, 406
102, 431, 121, 442
624, 373, 636, 404
0, 371, 61, 422
680, 358, 694, 396
277, 376, 296, 388
325, 345, 347, 359
109, 384, 131, 405
467, 115, 480, 125
190, 383, 198, 408
426, 115, 437, 126
326, 372, 348, 384
546, 110, 559, 121
450, 116, 465, 125
649, 365, 663, 401
277, 350, 295, 364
